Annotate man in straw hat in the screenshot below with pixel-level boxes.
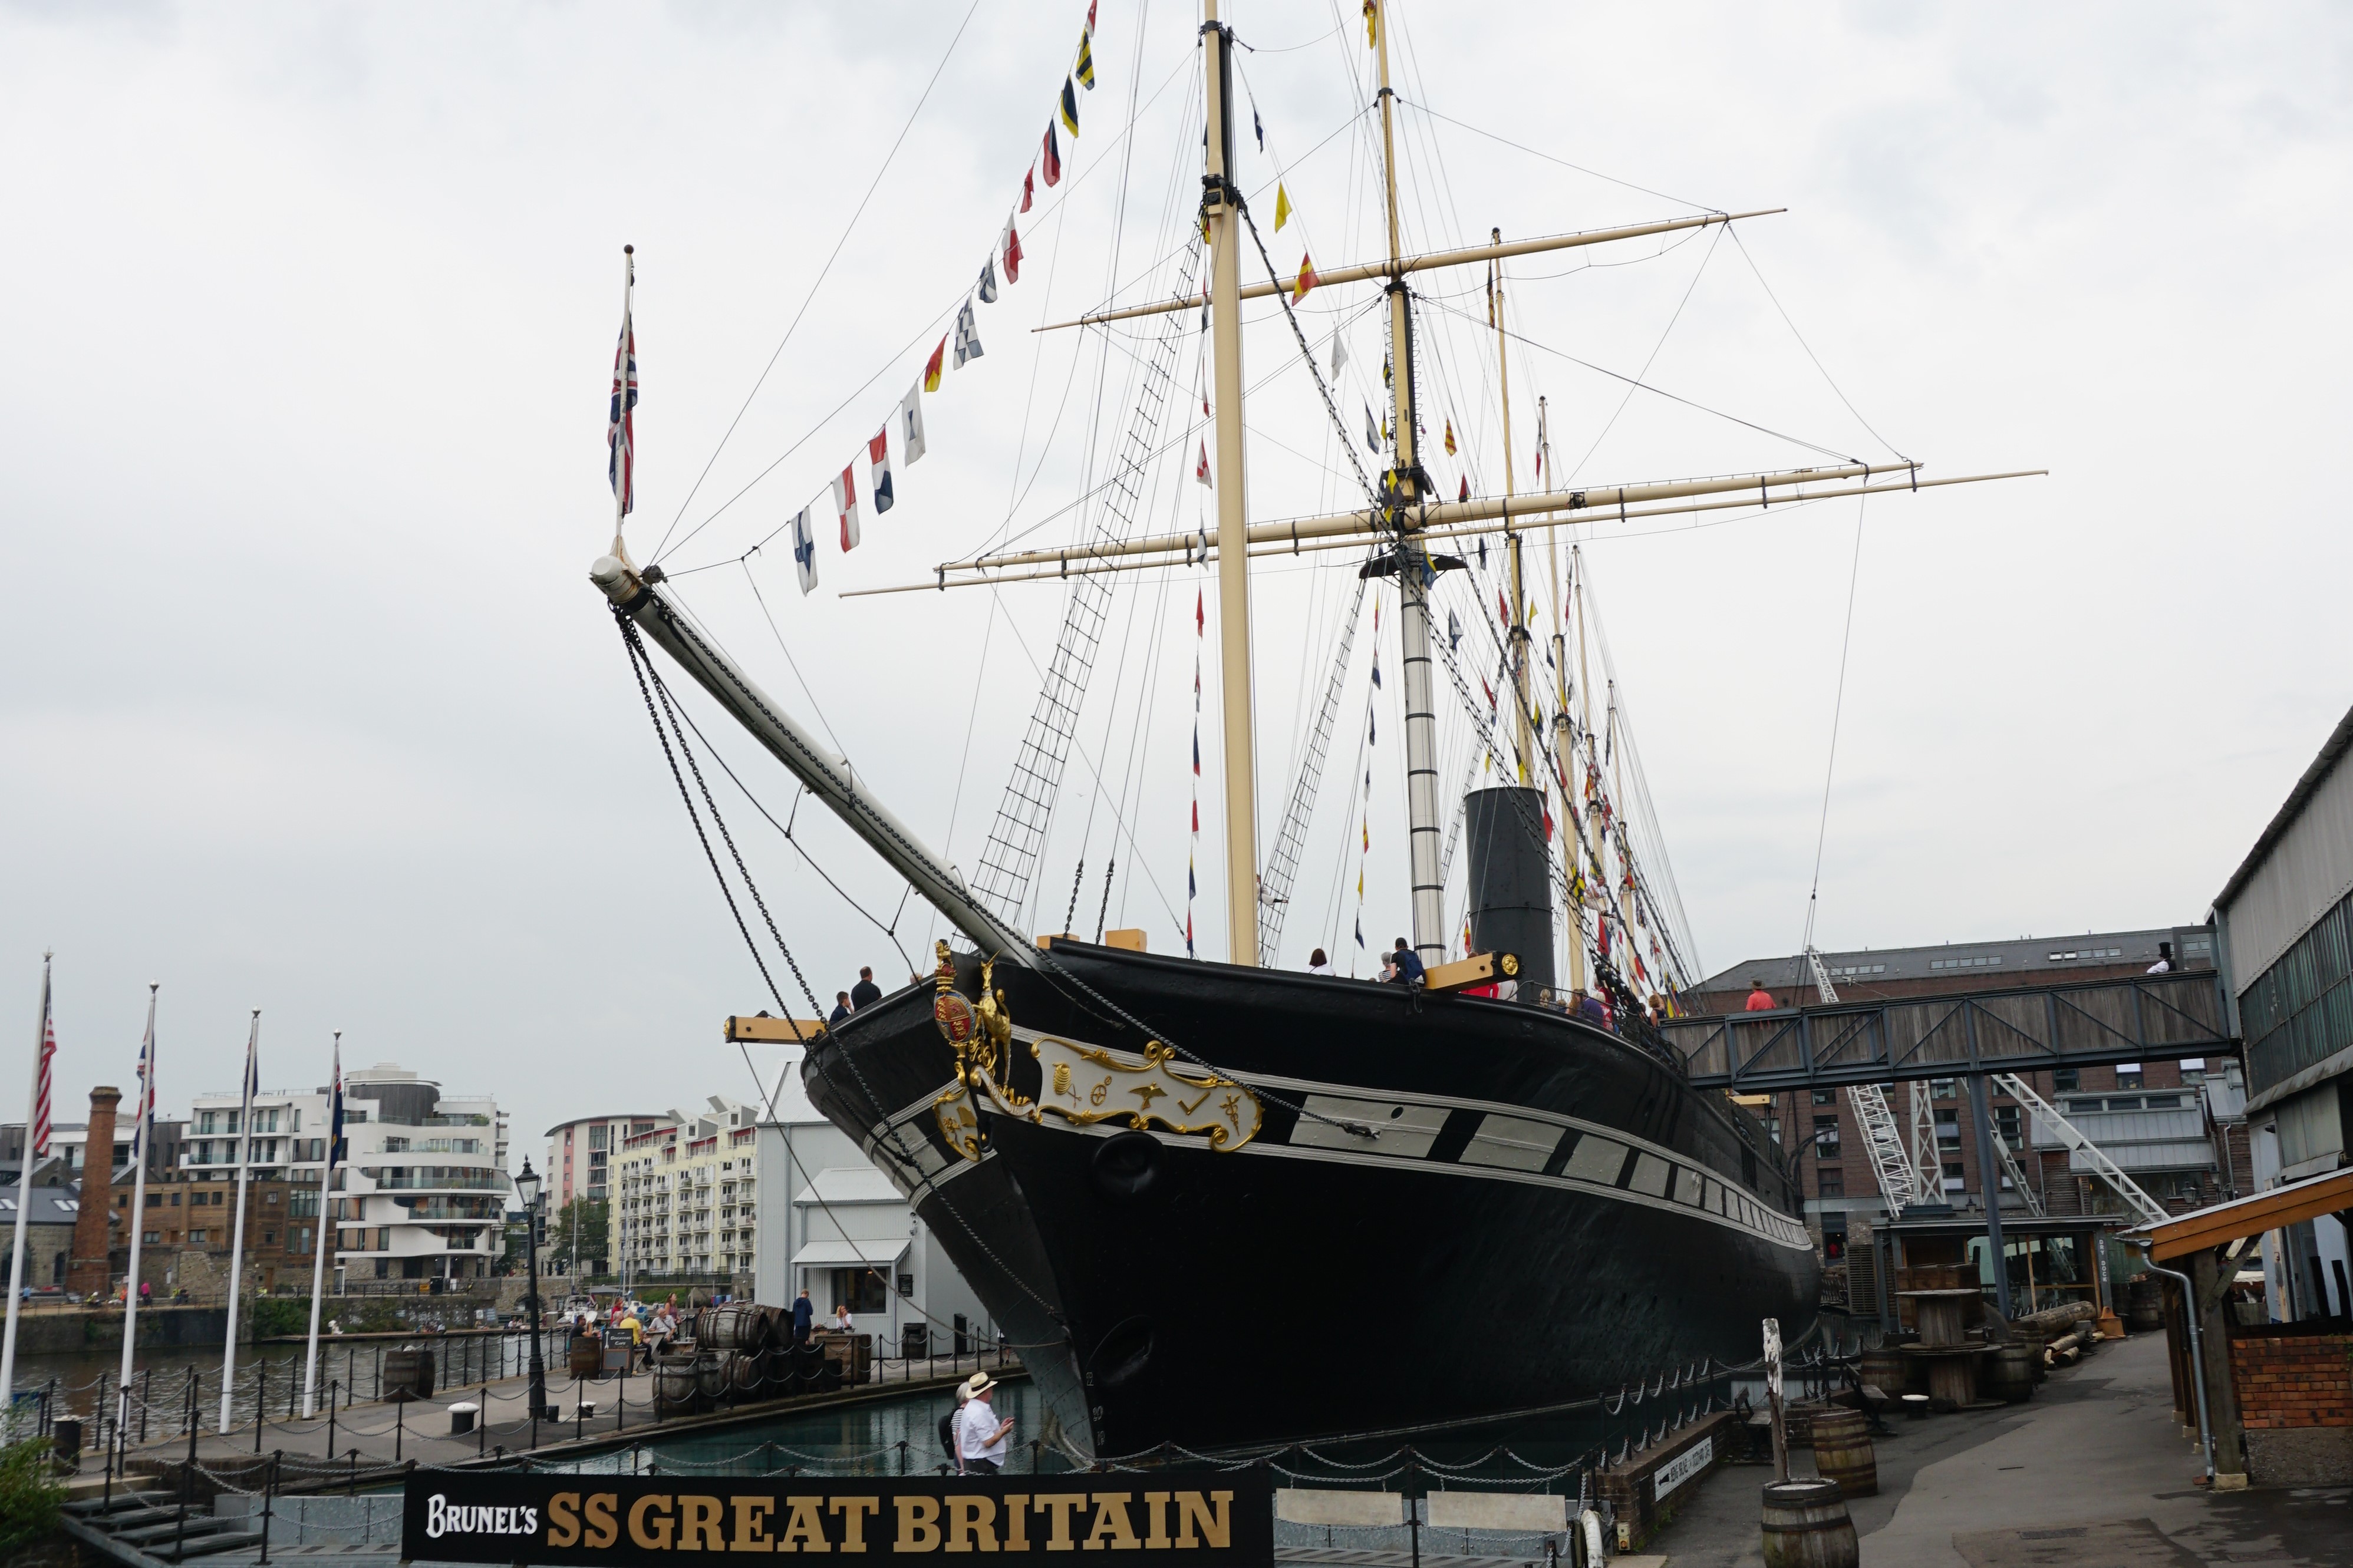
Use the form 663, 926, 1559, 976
954, 1371, 1014, 1474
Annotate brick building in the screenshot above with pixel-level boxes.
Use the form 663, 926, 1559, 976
1693, 927, 2245, 1259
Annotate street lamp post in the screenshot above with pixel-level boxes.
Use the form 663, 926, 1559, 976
516, 1159, 549, 1436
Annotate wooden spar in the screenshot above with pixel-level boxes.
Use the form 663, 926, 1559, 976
837, 468, 2047, 597
943, 460, 1897, 576
1203, 2, 1260, 968
1541, 398, 1584, 996
1034, 209, 1785, 332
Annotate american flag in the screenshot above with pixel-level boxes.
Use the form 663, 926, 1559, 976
608, 311, 637, 515
30, 972, 54, 1157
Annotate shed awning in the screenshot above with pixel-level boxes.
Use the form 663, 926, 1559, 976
790, 1239, 909, 1268
2127, 1166, 2353, 1261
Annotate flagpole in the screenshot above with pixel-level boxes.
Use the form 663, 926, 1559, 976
610, 245, 635, 563
217, 1009, 259, 1433
116, 982, 157, 1465
300, 1032, 338, 1420
0, 954, 54, 1417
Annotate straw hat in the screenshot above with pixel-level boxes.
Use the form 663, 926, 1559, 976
964, 1371, 998, 1398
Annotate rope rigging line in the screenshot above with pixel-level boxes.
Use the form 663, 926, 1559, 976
649, 0, 985, 563
1800, 490, 1871, 959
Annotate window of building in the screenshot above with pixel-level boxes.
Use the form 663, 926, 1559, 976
1935, 1110, 1962, 1148
1995, 1106, 2022, 1149
1930, 955, 2003, 970
189, 1229, 207, 1244
1818, 1168, 1845, 1199
262, 1230, 276, 1245
2114, 1064, 2144, 1091
1811, 1089, 1834, 1106
1940, 1161, 1966, 1192
2053, 1067, 2080, 1092
829, 1268, 889, 1313
143, 1230, 160, 1245
1932, 1078, 1956, 1100
1812, 1115, 1840, 1156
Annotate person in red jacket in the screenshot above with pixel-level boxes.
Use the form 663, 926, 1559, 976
1744, 979, 1778, 1012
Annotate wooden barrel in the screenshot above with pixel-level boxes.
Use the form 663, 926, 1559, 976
567, 1333, 604, 1379
1858, 1347, 1909, 1398
695, 1352, 730, 1401
1808, 1409, 1877, 1498
1984, 1342, 2036, 1404
729, 1351, 767, 1397
2015, 1326, 2049, 1384
654, 1354, 700, 1413
381, 1348, 436, 1402
1759, 1478, 1859, 1568
2126, 1278, 2166, 1333
704, 1303, 767, 1352
1784, 1400, 1830, 1448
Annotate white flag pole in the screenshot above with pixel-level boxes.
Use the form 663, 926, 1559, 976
300, 1032, 339, 1420
217, 1009, 259, 1432
116, 983, 158, 1464
0, 953, 54, 1417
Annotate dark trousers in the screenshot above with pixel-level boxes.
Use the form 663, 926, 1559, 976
965, 1458, 1000, 1475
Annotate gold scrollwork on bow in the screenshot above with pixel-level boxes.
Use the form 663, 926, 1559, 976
933, 947, 1027, 1163
990, 1035, 1261, 1150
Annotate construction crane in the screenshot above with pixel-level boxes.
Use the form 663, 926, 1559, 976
1805, 948, 1942, 1210
1995, 1071, 2169, 1229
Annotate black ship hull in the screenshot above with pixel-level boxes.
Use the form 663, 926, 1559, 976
805, 941, 1818, 1459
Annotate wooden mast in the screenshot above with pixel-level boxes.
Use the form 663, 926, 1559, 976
1372, 1, 1446, 968
1496, 230, 1533, 785
1201, 1, 1260, 966
1541, 400, 1585, 996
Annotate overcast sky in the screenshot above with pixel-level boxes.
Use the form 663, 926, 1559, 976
5, 2, 2348, 1170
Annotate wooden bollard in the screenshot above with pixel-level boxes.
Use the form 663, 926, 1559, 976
1761, 1478, 1859, 1568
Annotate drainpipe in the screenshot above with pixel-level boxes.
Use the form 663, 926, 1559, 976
2131, 1239, 2214, 1486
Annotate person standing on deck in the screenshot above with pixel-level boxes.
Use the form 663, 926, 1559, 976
1744, 980, 1778, 1012
1307, 949, 1333, 976
792, 1289, 814, 1345
829, 991, 852, 1025
851, 967, 884, 1009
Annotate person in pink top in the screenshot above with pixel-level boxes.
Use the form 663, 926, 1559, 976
1743, 980, 1778, 1012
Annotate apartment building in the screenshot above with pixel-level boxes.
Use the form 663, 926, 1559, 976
184, 1062, 510, 1285
615, 1098, 763, 1282
543, 1111, 665, 1265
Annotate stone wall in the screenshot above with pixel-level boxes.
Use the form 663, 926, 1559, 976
1596, 1409, 1739, 1550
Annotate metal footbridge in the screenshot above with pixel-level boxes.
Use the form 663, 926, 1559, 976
1658, 969, 2235, 1093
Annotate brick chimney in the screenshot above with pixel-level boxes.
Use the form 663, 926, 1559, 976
66, 1086, 121, 1299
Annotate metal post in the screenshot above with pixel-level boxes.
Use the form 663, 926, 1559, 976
258, 1452, 278, 1566
1968, 1074, 2012, 1319
255, 1363, 266, 1454
141, 1367, 151, 1444
325, 1381, 337, 1460
396, 1395, 403, 1462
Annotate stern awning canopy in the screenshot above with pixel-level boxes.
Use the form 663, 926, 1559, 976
790, 1239, 910, 1268
2126, 1166, 2353, 1261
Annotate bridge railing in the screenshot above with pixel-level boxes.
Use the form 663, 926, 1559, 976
1660, 970, 2233, 1091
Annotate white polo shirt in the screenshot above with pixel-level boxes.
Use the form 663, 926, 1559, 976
957, 1397, 1007, 1463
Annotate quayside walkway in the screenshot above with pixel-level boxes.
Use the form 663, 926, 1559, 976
1654, 1332, 2349, 1567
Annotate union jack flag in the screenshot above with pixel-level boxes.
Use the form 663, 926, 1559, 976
608, 310, 637, 514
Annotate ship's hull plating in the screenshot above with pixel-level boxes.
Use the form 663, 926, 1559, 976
806, 942, 1818, 1458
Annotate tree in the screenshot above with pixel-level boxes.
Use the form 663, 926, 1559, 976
548, 1198, 610, 1274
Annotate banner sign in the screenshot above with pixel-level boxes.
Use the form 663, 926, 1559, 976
403, 1471, 1274, 1565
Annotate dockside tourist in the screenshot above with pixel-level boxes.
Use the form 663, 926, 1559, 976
851, 966, 884, 1009
956, 1372, 1013, 1475
1307, 948, 1333, 975
829, 991, 852, 1024
943, 1382, 971, 1473
1744, 979, 1778, 1011
792, 1288, 813, 1343
1386, 938, 1426, 987
834, 1302, 854, 1334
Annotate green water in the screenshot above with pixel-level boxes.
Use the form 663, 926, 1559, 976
551, 1379, 1060, 1476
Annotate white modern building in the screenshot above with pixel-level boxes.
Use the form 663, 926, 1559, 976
184, 1062, 510, 1285
611, 1053, 994, 1352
